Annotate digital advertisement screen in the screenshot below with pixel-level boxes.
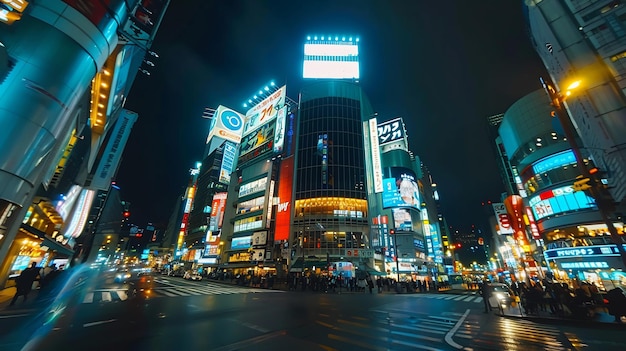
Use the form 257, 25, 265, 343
238, 119, 275, 163
231, 236, 252, 250
392, 208, 413, 231
303, 39, 360, 79
382, 167, 420, 209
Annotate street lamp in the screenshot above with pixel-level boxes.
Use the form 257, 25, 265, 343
541, 77, 626, 268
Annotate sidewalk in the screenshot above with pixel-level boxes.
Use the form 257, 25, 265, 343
0, 286, 42, 312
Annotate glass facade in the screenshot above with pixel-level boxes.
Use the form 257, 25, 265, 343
297, 97, 366, 197
294, 93, 369, 256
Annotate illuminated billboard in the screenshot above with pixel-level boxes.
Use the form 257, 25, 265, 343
303, 37, 360, 79
275, 157, 294, 241
377, 118, 406, 145
218, 141, 237, 184
238, 119, 275, 164
528, 185, 595, 220
206, 105, 245, 145
231, 235, 252, 250
392, 208, 413, 232
208, 192, 227, 232
369, 118, 383, 193
243, 85, 286, 137
382, 167, 420, 209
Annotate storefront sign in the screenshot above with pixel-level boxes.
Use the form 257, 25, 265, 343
544, 244, 625, 259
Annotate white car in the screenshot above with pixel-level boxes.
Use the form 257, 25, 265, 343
183, 271, 203, 281
487, 283, 514, 310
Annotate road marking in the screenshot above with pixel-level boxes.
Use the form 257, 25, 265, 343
463, 296, 475, 302
444, 308, 470, 350
83, 292, 94, 303
83, 319, 117, 328
0, 313, 30, 319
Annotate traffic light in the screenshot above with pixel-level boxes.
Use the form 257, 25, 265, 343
123, 211, 130, 218
573, 176, 592, 192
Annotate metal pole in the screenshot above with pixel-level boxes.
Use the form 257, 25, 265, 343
542, 78, 626, 268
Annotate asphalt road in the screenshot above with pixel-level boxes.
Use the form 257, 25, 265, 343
1, 273, 624, 351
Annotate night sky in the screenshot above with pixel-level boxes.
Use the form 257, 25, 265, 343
118, 1, 548, 234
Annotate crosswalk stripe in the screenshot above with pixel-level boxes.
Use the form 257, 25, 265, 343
462, 296, 475, 302
157, 289, 179, 297
174, 287, 195, 296
116, 290, 128, 301
83, 292, 94, 303
166, 288, 191, 296
452, 295, 466, 301
101, 291, 112, 302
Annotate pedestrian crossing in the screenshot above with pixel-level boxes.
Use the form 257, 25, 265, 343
313, 308, 466, 350
409, 293, 483, 304
82, 281, 283, 303
459, 315, 574, 350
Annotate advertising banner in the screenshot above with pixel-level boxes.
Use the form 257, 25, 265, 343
238, 119, 275, 164
369, 118, 383, 193
392, 208, 413, 232
206, 105, 245, 145
381, 167, 420, 209
91, 109, 137, 190
243, 85, 286, 137
251, 231, 268, 246
231, 236, 252, 250
274, 107, 287, 153
219, 141, 237, 184
377, 118, 405, 145
208, 192, 227, 231
492, 202, 514, 235
274, 157, 294, 241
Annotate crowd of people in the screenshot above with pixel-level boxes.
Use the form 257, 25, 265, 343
479, 277, 626, 322
7, 262, 66, 307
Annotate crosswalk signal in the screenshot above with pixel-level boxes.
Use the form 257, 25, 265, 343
573, 176, 592, 192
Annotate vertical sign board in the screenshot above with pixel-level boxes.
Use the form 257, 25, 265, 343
274, 157, 294, 241
219, 141, 237, 184
91, 110, 137, 190
273, 107, 287, 153
369, 118, 383, 193
492, 202, 514, 235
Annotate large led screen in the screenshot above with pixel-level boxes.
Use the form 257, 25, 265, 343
303, 40, 360, 79
238, 119, 275, 164
528, 185, 595, 220
382, 167, 420, 209
392, 208, 413, 231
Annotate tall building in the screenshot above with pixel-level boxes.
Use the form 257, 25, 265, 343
525, 0, 626, 214
0, 1, 170, 287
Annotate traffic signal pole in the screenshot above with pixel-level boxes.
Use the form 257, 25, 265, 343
542, 78, 626, 269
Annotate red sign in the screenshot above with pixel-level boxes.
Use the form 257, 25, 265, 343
274, 157, 294, 241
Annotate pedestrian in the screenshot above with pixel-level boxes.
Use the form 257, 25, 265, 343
9, 262, 41, 306
376, 276, 382, 293
366, 274, 374, 294
480, 280, 492, 313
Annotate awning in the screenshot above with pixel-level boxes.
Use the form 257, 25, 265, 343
289, 258, 329, 272
20, 223, 74, 256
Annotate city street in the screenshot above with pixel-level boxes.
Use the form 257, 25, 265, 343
1, 275, 624, 351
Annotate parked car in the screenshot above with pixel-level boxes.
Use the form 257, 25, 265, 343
183, 271, 202, 281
